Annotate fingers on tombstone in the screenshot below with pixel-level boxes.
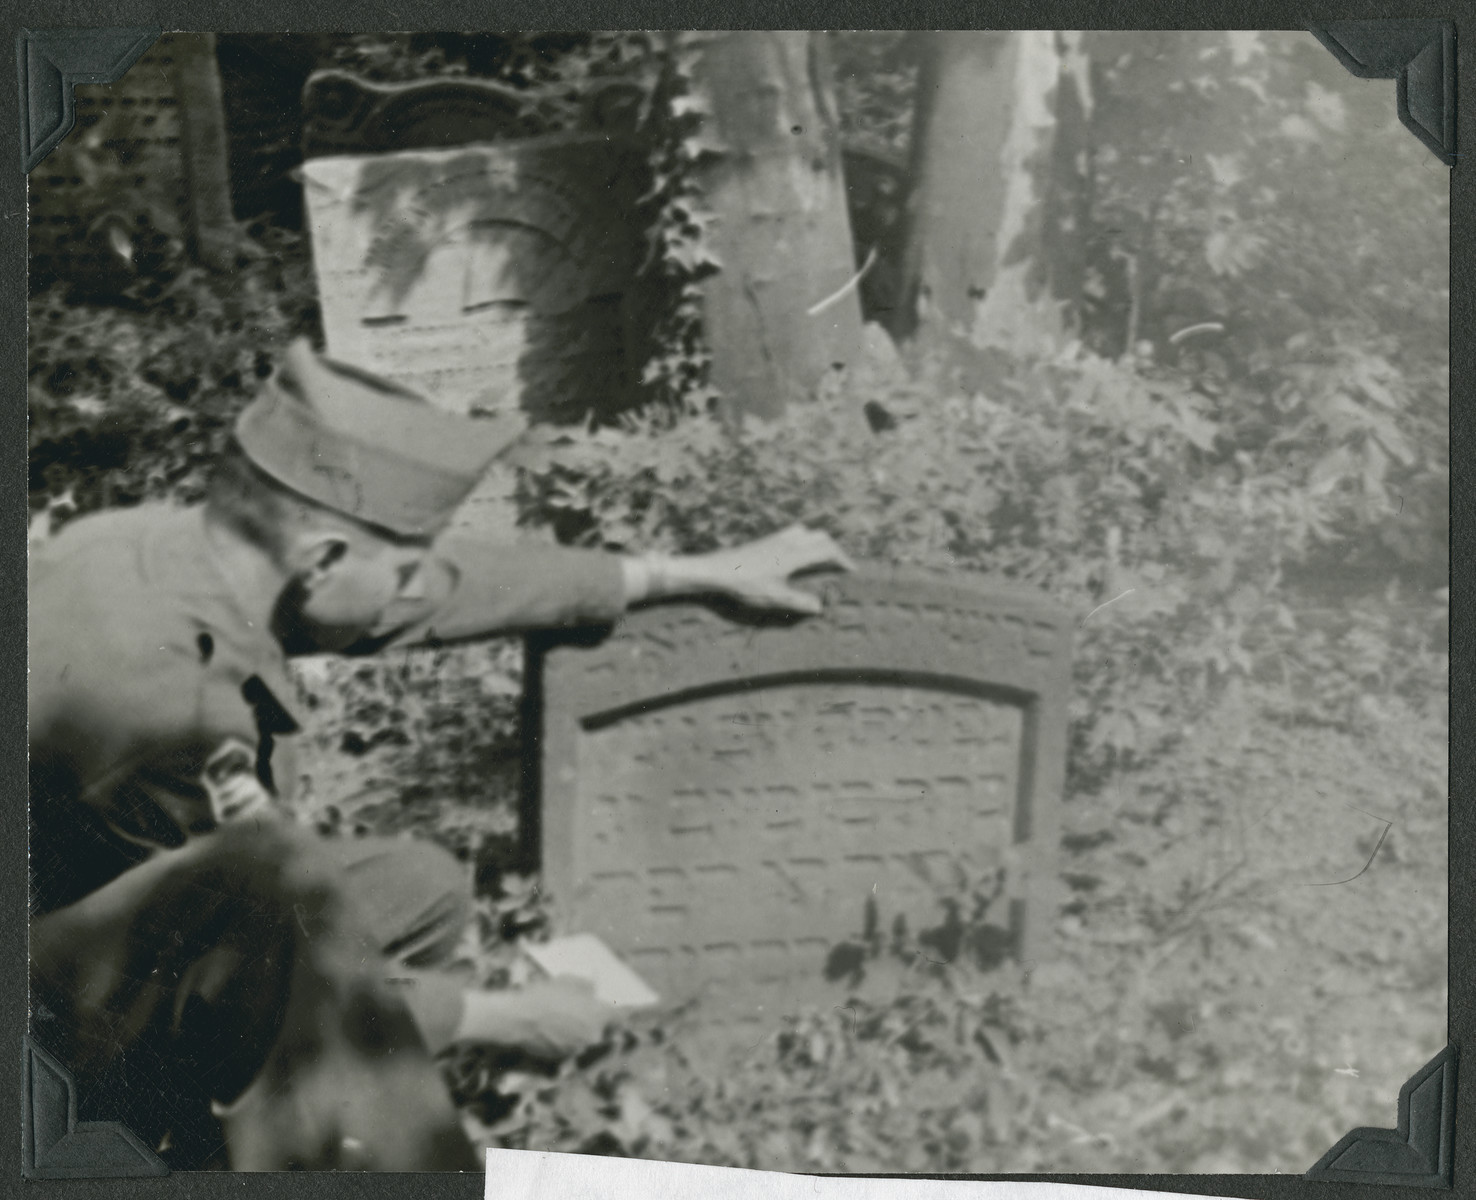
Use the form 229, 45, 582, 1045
791, 529, 856, 573
780, 587, 824, 614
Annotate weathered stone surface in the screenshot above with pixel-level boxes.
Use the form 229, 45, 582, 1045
301, 136, 642, 422
537, 568, 1072, 1038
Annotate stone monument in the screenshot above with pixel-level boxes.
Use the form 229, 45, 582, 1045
299, 72, 644, 425
535, 568, 1073, 1043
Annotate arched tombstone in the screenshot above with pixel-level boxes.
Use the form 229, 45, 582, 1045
298, 72, 645, 425
533, 568, 1072, 1049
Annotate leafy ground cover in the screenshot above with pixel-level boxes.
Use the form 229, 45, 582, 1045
282, 637, 1445, 1173
466, 688, 1444, 1175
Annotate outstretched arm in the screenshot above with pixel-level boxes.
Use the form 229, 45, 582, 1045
620, 525, 855, 615
367, 525, 854, 649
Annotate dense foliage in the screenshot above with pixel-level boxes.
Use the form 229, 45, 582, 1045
830, 31, 918, 158
516, 324, 1446, 769
27, 222, 317, 531
1082, 31, 1449, 582
27, 30, 1446, 1175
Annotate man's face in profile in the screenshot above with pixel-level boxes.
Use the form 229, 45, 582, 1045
294, 529, 434, 648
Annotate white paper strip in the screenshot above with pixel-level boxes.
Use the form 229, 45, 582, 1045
520, 934, 661, 1008
487, 1149, 1253, 1200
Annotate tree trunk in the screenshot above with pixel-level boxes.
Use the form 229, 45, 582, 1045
688, 32, 865, 421
899, 31, 1092, 349
170, 33, 238, 270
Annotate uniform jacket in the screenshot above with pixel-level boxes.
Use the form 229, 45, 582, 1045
29, 502, 625, 915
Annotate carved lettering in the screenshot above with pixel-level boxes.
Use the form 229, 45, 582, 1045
543, 572, 1071, 1038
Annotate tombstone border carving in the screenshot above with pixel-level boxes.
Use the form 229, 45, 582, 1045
535, 567, 1073, 993
302, 68, 646, 159
302, 69, 537, 158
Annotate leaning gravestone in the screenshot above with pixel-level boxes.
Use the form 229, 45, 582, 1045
537, 568, 1072, 1044
299, 72, 643, 424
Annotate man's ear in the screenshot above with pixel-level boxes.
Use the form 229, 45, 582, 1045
289, 531, 350, 588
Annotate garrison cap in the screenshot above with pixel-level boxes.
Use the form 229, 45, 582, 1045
235, 340, 523, 538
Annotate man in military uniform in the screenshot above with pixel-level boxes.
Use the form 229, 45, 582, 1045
29, 340, 851, 1170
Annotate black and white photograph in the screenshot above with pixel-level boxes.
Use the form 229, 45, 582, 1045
23, 27, 1450, 1178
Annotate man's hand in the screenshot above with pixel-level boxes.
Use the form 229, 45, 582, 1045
508, 977, 611, 1060
696, 525, 856, 614
625, 525, 855, 615
454, 977, 610, 1060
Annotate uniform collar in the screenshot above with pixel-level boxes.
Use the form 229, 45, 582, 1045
143, 505, 298, 708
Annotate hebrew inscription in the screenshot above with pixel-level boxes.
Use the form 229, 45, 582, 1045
538, 569, 1073, 1039
580, 684, 1021, 1020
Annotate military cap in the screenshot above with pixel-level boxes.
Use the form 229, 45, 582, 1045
235, 340, 523, 538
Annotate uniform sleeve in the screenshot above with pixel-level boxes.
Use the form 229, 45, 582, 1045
366, 533, 629, 648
